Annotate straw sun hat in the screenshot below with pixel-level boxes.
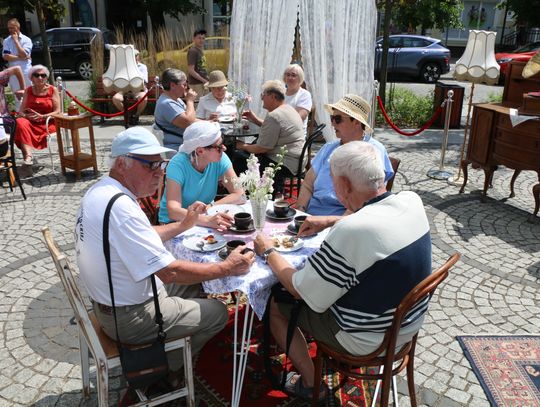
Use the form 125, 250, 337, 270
324, 94, 373, 133
206, 70, 229, 88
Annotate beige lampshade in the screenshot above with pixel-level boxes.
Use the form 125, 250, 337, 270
103, 45, 144, 93
454, 30, 500, 85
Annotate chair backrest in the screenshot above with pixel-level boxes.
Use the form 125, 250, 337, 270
382, 253, 460, 359
295, 123, 326, 177
41, 227, 109, 363
0, 115, 17, 159
386, 156, 401, 192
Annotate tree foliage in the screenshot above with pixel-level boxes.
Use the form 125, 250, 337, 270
0, 0, 66, 82
142, 0, 206, 30
498, 0, 540, 27
392, 0, 463, 33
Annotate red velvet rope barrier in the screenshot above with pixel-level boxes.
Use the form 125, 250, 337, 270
377, 95, 444, 137
65, 85, 154, 118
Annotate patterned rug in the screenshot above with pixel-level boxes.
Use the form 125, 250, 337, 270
194, 300, 376, 406
457, 335, 540, 406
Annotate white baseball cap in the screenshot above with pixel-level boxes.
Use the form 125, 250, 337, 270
111, 127, 174, 157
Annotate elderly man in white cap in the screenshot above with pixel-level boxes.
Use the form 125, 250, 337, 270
112, 49, 149, 125
75, 127, 254, 385
159, 121, 245, 229
295, 94, 394, 217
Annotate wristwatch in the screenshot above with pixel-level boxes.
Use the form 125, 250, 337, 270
262, 247, 277, 264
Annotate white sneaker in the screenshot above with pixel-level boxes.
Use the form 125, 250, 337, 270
23, 156, 33, 166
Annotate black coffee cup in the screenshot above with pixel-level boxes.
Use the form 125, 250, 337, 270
226, 239, 246, 255
234, 212, 252, 230
294, 215, 307, 231
273, 201, 290, 217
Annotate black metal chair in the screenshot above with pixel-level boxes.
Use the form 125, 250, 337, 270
0, 115, 26, 200
282, 123, 326, 198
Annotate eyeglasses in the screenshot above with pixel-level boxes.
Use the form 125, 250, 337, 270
285, 72, 298, 77
330, 114, 353, 124
32, 73, 48, 78
260, 92, 266, 100
204, 143, 225, 152
126, 155, 168, 171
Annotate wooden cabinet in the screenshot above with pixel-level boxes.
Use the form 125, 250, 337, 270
460, 62, 540, 220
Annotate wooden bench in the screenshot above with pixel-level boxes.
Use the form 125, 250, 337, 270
90, 76, 162, 123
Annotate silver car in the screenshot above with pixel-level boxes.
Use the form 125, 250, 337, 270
375, 35, 451, 83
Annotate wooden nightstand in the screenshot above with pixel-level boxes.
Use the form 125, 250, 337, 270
53, 114, 98, 180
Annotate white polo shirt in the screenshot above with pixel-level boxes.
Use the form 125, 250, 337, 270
75, 176, 175, 306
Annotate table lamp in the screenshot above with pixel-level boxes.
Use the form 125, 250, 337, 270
102, 45, 144, 128
451, 30, 500, 183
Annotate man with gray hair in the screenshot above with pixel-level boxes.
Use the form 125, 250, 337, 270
236, 80, 305, 192
75, 127, 254, 386
254, 141, 431, 399
154, 68, 198, 152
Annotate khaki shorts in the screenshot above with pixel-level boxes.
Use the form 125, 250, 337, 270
277, 301, 348, 353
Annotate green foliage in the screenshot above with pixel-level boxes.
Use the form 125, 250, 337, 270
376, 87, 434, 128
483, 91, 503, 104
393, 0, 463, 32
498, 0, 540, 27
0, 0, 66, 20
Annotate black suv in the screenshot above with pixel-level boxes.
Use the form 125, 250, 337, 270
31, 27, 113, 80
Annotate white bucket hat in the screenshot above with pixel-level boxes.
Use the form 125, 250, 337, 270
324, 94, 373, 133
178, 121, 222, 154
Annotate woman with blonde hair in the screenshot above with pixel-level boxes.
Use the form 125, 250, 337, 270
283, 64, 312, 134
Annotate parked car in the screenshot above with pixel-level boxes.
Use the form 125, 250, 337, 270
31, 27, 113, 80
375, 35, 451, 83
154, 36, 230, 74
495, 41, 540, 83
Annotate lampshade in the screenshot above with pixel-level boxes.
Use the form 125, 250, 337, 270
454, 30, 500, 85
102, 45, 144, 93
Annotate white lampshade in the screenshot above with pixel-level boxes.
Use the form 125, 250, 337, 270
103, 45, 144, 93
454, 30, 500, 85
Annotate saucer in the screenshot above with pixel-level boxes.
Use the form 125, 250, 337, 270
229, 223, 255, 233
266, 207, 296, 221
218, 248, 228, 260
286, 223, 299, 234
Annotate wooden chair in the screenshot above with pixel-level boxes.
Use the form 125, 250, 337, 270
41, 227, 195, 407
282, 123, 326, 198
386, 156, 401, 193
138, 174, 166, 225
312, 253, 461, 407
0, 115, 26, 199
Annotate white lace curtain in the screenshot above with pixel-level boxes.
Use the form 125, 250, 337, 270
229, 0, 376, 141
228, 0, 299, 116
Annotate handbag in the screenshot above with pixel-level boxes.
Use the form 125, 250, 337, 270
103, 193, 169, 389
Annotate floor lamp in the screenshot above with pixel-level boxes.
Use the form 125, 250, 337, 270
450, 30, 500, 184
102, 45, 144, 129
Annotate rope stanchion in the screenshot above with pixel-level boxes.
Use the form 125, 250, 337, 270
65, 85, 154, 118
377, 95, 444, 136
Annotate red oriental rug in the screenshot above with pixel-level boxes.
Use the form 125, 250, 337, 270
194, 302, 376, 406
457, 335, 540, 407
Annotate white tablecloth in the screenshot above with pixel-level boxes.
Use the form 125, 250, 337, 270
164, 204, 327, 319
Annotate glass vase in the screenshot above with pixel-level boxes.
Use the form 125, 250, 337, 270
250, 197, 268, 232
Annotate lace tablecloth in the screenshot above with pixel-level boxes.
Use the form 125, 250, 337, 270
164, 205, 327, 320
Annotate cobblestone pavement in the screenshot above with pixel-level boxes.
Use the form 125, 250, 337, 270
0, 122, 539, 406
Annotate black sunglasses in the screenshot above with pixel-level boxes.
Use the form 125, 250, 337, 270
330, 114, 353, 124
32, 73, 48, 78
126, 155, 168, 171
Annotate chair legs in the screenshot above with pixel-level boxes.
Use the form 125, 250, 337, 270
79, 332, 91, 399
312, 347, 324, 407
183, 336, 196, 407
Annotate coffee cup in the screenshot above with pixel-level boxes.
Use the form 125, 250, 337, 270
226, 239, 246, 255
234, 212, 252, 230
273, 201, 290, 217
294, 215, 307, 231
